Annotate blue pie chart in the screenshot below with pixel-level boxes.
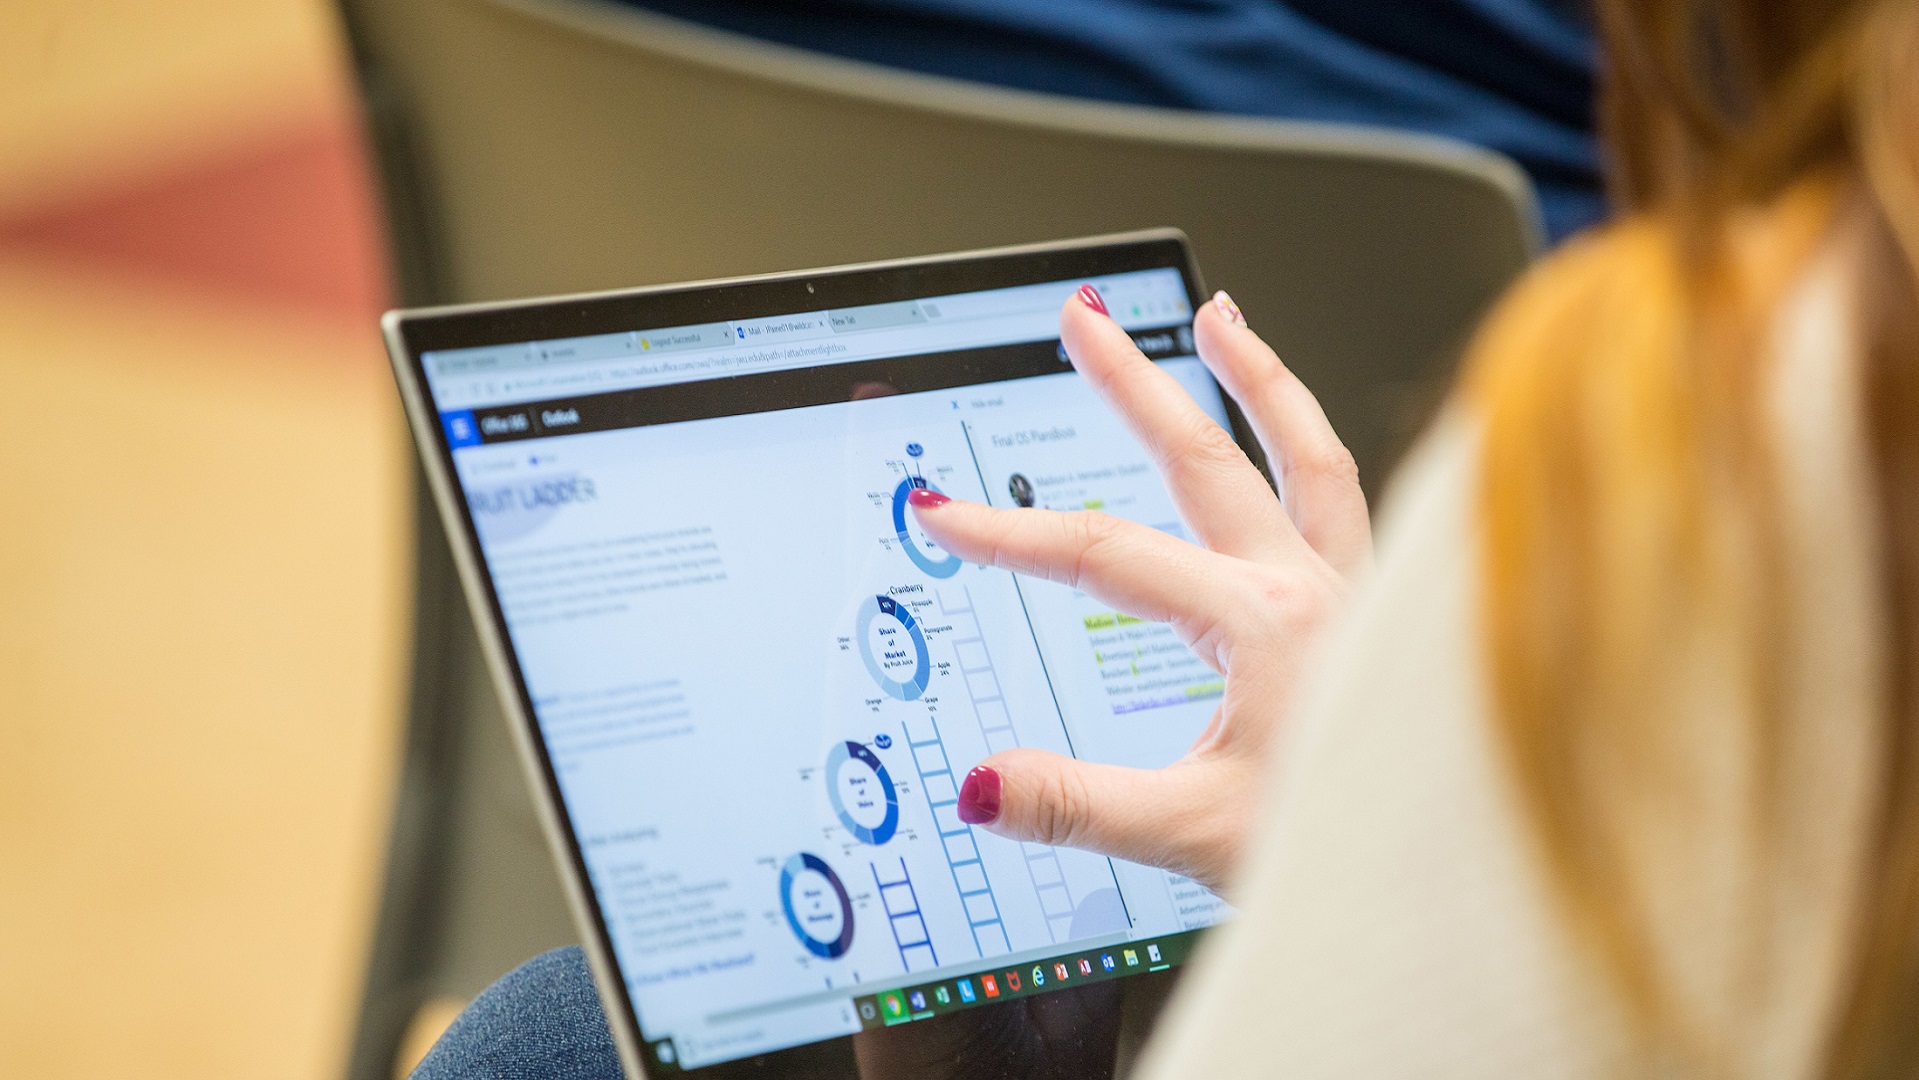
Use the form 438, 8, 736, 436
826, 740, 900, 845
857, 595, 931, 700
893, 477, 963, 579
780, 853, 855, 959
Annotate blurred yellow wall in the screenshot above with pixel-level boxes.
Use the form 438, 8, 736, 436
0, 0, 343, 214
0, 4, 406, 1079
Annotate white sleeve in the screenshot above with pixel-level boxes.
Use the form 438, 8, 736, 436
1132, 417, 1631, 1080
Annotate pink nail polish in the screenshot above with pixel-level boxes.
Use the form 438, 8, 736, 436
906, 487, 951, 508
1213, 290, 1247, 327
1076, 284, 1109, 316
958, 766, 1002, 824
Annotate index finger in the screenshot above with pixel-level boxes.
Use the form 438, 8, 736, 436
909, 491, 1250, 671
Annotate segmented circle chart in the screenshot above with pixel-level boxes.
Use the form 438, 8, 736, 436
780, 853, 855, 959
825, 740, 900, 845
892, 477, 963, 579
857, 595, 930, 700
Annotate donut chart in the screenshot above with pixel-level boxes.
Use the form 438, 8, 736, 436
892, 477, 963, 579
780, 853, 855, 959
825, 740, 900, 845
857, 595, 931, 700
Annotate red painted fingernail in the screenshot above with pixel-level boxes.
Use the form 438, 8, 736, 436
906, 487, 951, 508
1076, 284, 1109, 316
1212, 290, 1247, 327
958, 765, 1002, 824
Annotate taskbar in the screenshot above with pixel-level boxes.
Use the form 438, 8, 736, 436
854, 929, 1200, 1028
639, 931, 1203, 1070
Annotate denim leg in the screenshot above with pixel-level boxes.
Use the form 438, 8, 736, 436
412, 946, 626, 1080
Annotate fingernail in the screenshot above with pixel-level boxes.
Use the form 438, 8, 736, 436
906, 487, 951, 509
957, 765, 1001, 824
1213, 290, 1247, 327
1076, 284, 1109, 316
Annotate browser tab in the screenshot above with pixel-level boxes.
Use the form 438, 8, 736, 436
730, 312, 832, 344
636, 323, 733, 353
530, 332, 630, 365
430, 346, 525, 377
828, 301, 926, 333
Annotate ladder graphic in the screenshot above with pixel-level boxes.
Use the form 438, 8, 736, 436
903, 712, 1012, 958
871, 856, 938, 972
937, 586, 1077, 942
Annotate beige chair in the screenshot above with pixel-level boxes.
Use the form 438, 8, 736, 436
335, 2, 1542, 1076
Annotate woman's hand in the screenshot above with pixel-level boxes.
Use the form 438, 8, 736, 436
908, 287, 1372, 895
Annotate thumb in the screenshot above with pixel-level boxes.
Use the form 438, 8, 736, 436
957, 749, 1233, 889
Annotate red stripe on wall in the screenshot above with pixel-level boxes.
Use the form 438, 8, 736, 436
0, 112, 390, 325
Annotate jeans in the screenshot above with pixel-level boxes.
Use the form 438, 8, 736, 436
412, 947, 624, 1080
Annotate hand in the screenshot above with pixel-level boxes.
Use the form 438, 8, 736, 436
908, 287, 1372, 895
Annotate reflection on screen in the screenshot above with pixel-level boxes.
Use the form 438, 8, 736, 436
423, 270, 1231, 1071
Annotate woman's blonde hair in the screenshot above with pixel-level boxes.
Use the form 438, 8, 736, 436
1465, 0, 1919, 1074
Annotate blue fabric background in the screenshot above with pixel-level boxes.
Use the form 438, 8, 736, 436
618, 0, 1602, 240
